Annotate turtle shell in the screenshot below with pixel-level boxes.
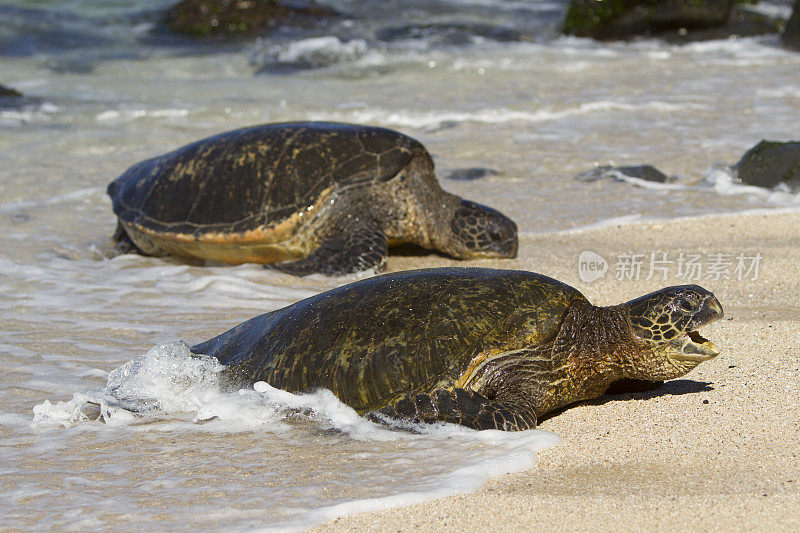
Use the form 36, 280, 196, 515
192, 267, 586, 413
107, 122, 422, 236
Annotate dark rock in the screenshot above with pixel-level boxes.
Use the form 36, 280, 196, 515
0, 84, 24, 109
445, 167, 500, 181
166, 0, 336, 38
579, 164, 671, 183
0, 84, 22, 97
733, 140, 800, 191
615, 164, 670, 182
562, 0, 734, 40
561, 0, 781, 41
784, 0, 800, 49
693, 3, 785, 42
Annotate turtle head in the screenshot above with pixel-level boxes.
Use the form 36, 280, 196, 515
444, 199, 518, 259
622, 285, 724, 380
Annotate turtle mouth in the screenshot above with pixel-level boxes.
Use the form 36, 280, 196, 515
468, 237, 518, 259
668, 328, 719, 362
499, 237, 519, 258
667, 295, 723, 362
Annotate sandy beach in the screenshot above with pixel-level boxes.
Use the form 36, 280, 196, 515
314, 209, 800, 531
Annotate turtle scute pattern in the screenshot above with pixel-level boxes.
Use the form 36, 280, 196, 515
109, 123, 419, 235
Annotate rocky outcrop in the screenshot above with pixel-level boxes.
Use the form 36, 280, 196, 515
166, 0, 336, 37
734, 140, 800, 191
579, 164, 671, 183
562, 0, 782, 42
784, 0, 800, 49
562, 0, 733, 40
0, 84, 22, 97
0, 84, 23, 108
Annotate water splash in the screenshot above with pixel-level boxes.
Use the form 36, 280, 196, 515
31, 341, 559, 530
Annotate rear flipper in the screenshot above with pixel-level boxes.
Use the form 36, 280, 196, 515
112, 222, 143, 254
267, 220, 388, 276
366, 388, 537, 431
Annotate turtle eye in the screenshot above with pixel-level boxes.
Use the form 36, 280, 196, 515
676, 298, 695, 313
487, 223, 504, 241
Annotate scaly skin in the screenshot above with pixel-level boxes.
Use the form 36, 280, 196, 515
191, 268, 723, 431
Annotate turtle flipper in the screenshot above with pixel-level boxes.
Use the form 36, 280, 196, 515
112, 222, 143, 254
267, 220, 388, 276
366, 388, 537, 431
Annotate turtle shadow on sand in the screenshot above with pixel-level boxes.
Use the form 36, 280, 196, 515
385, 242, 450, 259
626, 378, 714, 397
538, 379, 714, 424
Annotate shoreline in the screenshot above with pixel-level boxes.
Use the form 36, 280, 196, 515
312, 208, 800, 531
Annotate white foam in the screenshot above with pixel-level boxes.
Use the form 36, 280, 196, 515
704, 164, 800, 204
739, 2, 793, 21
32, 342, 456, 438
96, 108, 189, 123
0, 102, 60, 126
552, 163, 800, 236
31, 341, 559, 530
675, 35, 790, 65
32, 342, 223, 427
579, 163, 800, 205
556, 32, 790, 67
249, 35, 381, 72
308, 100, 690, 130
611, 176, 685, 191
583, 167, 686, 191
277, 37, 368, 66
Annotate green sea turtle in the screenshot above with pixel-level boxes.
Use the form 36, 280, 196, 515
107, 122, 518, 276
191, 267, 723, 430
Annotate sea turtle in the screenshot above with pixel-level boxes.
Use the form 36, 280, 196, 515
191, 267, 723, 431
107, 122, 518, 276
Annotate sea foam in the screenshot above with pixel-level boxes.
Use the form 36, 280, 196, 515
32, 341, 559, 530
308, 100, 689, 131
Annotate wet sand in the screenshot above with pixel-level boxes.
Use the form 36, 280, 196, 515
314, 209, 800, 531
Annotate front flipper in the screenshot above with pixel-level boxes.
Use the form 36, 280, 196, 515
112, 222, 143, 255
268, 220, 388, 276
366, 388, 537, 431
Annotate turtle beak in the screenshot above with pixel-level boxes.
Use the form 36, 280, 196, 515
671, 295, 724, 361
688, 295, 724, 329
503, 236, 519, 258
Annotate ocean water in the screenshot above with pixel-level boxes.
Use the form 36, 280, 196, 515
2, 0, 800, 529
